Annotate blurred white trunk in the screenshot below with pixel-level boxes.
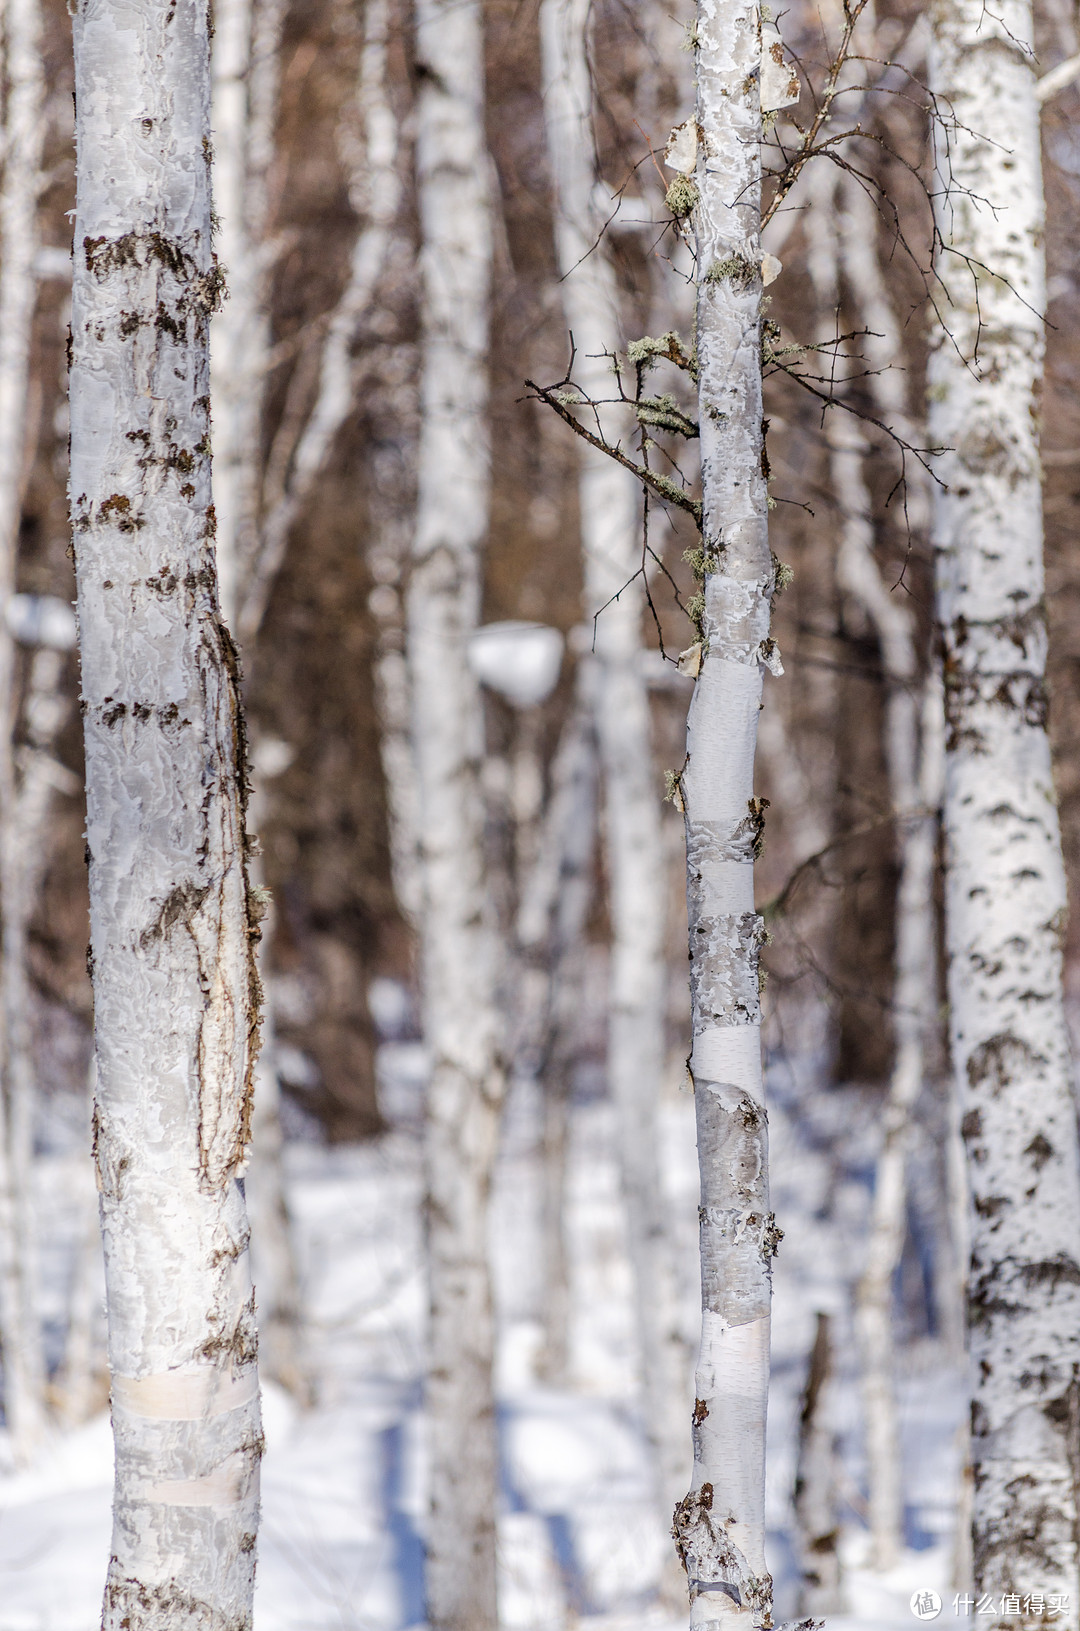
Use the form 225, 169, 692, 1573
70, 2, 262, 1621
929, 0, 1080, 1619
0, 0, 47, 1465
672, 3, 779, 1625
409, 0, 502, 1621
794, 1312, 843, 1616
806, 162, 942, 1573
539, 0, 687, 1538
517, 664, 598, 1385
209, 0, 271, 633
244, 0, 402, 645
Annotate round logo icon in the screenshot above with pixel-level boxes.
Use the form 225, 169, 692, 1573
910, 1591, 943, 1621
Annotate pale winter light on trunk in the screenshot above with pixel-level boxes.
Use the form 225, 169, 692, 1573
409, 0, 503, 1620
671, 0, 794, 1622
70, 1, 263, 1622
930, 0, 1080, 1620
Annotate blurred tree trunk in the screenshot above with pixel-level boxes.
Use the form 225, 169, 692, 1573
516, 662, 598, 1385
539, 0, 688, 1552
245, 0, 403, 647
805, 160, 942, 1573
0, 0, 48, 1466
670, 2, 788, 1625
929, 0, 1080, 1620
794, 1312, 843, 1615
70, 1, 263, 1622
408, 0, 502, 1621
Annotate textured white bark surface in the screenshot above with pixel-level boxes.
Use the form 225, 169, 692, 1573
539, 0, 688, 1536
672, 1, 777, 1625
930, 0, 1080, 1620
70, 3, 263, 1624
0, 0, 47, 1464
409, 0, 501, 1621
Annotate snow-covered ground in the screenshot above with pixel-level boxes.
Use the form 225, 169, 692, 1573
0, 1044, 966, 1630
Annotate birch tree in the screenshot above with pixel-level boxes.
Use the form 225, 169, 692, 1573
669, 5, 794, 1622
805, 159, 942, 1573
929, 0, 1080, 1616
70, 2, 262, 1622
540, 0, 688, 1542
0, 0, 47, 1463
408, 0, 502, 1621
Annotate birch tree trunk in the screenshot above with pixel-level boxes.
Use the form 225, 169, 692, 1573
0, 0, 48, 1464
516, 663, 598, 1385
409, 0, 502, 1622
210, 0, 283, 634
242, 0, 402, 646
929, 0, 1080, 1618
793, 1312, 843, 1616
70, 3, 263, 1623
805, 161, 941, 1572
671, 6, 782, 1625
539, 0, 688, 1542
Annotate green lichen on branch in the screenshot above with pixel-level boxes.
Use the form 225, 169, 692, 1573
665, 175, 699, 220
636, 394, 699, 438
771, 555, 794, 595
526, 376, 703, 526
683, 538, 724, 581
686, 589, 706, 636
762, 316, 804, 368
627, 329, 698, 381
704, 253, 758, 290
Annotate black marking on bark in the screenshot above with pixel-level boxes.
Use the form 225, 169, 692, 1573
140, 880, 212, 949
98, 493, 145, 532
197, 1290, 259, 1370
961, 1108, 983, 1139
1020, 1254, 1080, 1292
1024, 1132, 1054, 1171
966, 1033, 1046, 1095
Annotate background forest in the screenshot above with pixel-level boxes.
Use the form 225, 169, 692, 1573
0, 0, 1078, 1624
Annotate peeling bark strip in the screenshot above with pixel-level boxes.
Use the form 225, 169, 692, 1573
409, 0, 502, 1622
69, 3, 263, 1627
676, 0, 779, 1621
929, 0, 1080, 1621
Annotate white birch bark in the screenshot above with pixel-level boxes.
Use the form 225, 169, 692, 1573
539, 0, 688, 1538
929, 0, 1080, 1618
671, 4, 781, 1624
408, 0, 502, 1620
70, 3, 263, 1623
0, 0, 48, 1464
